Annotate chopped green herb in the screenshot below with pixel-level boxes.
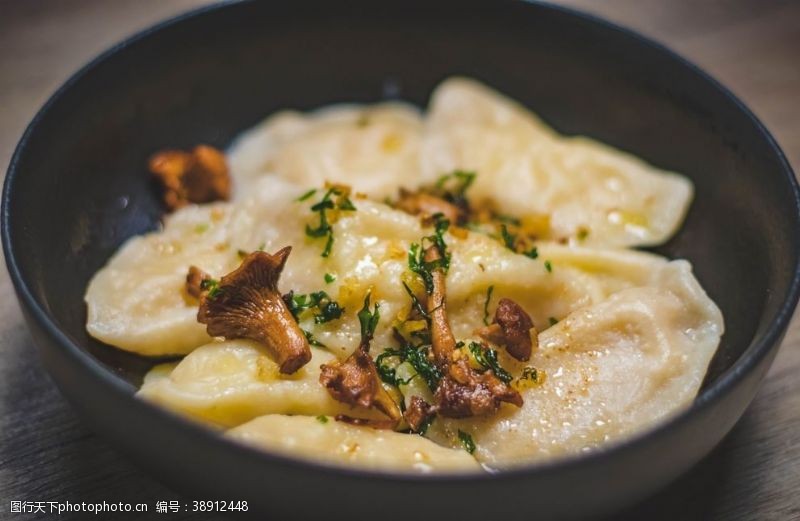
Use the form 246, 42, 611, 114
517, 366, 546, 387
544, 260, 553, 273
402, 281, 428, 319
434, 170, 476, 198
417, 415, 434, 436
548, 317, 559, 327
200, 278, 222, 299
296, 189, 317, 202
408, 214, 451, 294
194, 223, 209, 234
375, 351, 416, 387
305, 186, 357, 257
576, 227, 589, 241
315, 300, 344, 324
458, 430, 476, 454
523, 246, 539, 259
357, 292, 380, 341
378, 341, 442, 391
285, 290, 345, 324
257, 242, 265, 251
500, 224, 517, 251
303, 329, 326, 347
316, 415, 328, 424
483, 285, 494, 326
468, 342, 513, 383
408, 243, 433, 293
324, 273, 336, 284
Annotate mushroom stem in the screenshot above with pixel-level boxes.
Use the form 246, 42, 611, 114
419, 245, 523, 419
424, 245, 457, 366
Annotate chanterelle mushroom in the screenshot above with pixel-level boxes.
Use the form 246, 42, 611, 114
319, 293, 402, 429
149, 145, 231, 211
196, 247, 311, 374
477, 298, 537, 361
410, 246, 522, 425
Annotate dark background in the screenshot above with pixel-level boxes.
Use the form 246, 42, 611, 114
1, 1, 798, 519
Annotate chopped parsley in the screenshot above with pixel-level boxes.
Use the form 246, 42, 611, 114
296, 189, 317, 202
544, 260, 553, 273
458, 430, 476, 454
194, 223, 209, 234
316, 415, 328, 424
375, 351, 416, 388
305, 186, 357, 257
500, 224, 516, 250
402, 281, 429, 319
417, 416, 434, 436
467, 342, 513, 383
515, 366, 546, 390
576, 227, 590, 241
303, 329, 326, 347
324, 273, 336, 284
434, 170, 476, 206
285, 290, 345, 324
200, 278, 222, 299
519, 366, 545, 384
357, 292, 380, 341
548, 317, 559, 327
377, 340, 442, 390
483, 285, 494, 326
500, 224, 538, 258
408, 214, 451, 294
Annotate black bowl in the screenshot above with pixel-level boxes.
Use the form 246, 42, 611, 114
3, 1, 799, 519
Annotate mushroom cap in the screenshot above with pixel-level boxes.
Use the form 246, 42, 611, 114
198, 247, 312, 374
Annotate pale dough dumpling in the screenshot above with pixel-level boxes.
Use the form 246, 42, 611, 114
138, 340, 383, 428
84, 178, 329, 356
227, 415, 480, 473
228, 102, 423, 199
424, 261, 723, 467
421, 77, 693, 247
85, 181, 678, 358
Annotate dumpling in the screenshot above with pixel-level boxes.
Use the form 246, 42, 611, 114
85, 180, 676, 358
421, 77, 693, 247
423, 261, 724, 467
226, 415, 480, 473
137, 339, 384, 427
227, 102, 423, 199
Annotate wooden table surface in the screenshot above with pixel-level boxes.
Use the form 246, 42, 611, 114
1, 1, 798, 519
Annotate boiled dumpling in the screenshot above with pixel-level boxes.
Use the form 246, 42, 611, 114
228, 102, 423, 199
424, 261, 723, 467
137, 339, 384, 427
421, 77, 693, 247
227, 415, 480, 473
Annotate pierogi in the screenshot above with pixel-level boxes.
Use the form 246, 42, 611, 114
85, 78, 723, 473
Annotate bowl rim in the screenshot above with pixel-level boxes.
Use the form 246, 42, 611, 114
3, 0, 799, 483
